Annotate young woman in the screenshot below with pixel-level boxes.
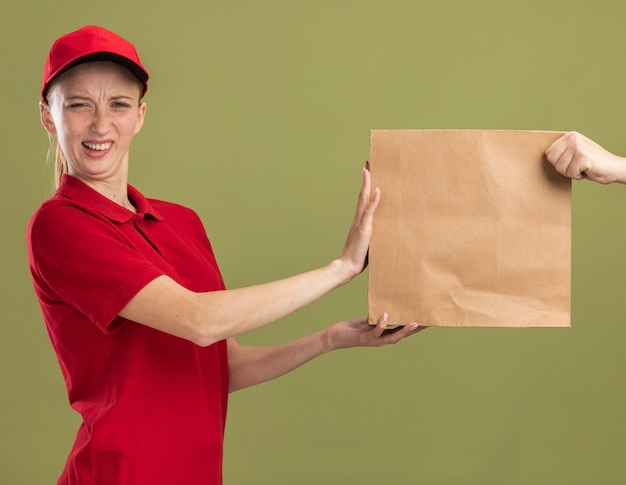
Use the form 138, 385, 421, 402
28, 25, 423, 485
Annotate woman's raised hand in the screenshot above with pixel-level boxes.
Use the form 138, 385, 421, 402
337, 165, 381, 280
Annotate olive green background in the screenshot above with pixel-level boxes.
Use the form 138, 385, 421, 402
3, 1, 626, 483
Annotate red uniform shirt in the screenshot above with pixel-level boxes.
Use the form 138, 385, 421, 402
27, 175, 229, 485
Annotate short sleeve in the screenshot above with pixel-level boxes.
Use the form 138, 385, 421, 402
28, 203, 165, 332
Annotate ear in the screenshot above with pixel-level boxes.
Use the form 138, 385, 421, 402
39, 101, 57, 135
133, 102, 147, 135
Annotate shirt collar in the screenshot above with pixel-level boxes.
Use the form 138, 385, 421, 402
57, 175, 165, 223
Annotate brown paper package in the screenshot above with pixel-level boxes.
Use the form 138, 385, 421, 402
368, 130, 571, 327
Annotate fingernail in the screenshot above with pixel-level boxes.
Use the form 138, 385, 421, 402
374, 186, 380, 194
382, 312, 388, 322
409, 323, 420, 331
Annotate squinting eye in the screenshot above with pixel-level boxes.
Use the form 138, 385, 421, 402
112, 102, 131, 108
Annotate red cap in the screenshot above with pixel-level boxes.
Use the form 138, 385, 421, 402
42, 25, 149, 101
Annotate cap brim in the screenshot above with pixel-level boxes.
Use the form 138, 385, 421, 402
44, 52, 149, 98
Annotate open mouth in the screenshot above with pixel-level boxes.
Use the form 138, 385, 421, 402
82, 142, 112, 152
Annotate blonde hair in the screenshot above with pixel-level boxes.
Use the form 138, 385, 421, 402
44, 87, 68, 189
48, 135, 68, 189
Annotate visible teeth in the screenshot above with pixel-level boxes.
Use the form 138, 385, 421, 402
83, 142, 111, 151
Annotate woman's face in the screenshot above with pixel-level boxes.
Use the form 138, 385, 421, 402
40, 61, 146, 185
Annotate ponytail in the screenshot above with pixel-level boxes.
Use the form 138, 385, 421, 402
54, 142, 68, 189
46, 133, 67, 190
44, 90, 68, 190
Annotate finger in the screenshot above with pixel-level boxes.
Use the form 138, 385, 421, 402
354, 166, 374, 221
363, 184, 380, 220
546, 132, 591, 179
551, 149, 573, 176
407, 323, 427, 335
372, 312, 390, 338
558, 144, 590, 180
549, 141, 581, 178
545, 140, 562, 165
546, 131, 582, 167
355, 174, 380, 235
360, 165, 380, 208
381, 322, 426, 344
360, 165, 372, 200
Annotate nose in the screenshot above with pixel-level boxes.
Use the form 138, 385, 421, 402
90, 108, 110, 134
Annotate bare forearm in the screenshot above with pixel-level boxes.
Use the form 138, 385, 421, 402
227, 315, 425, 392
227, 333, 330, 392
204, 260, 352, 338
121, 259, 354, 346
